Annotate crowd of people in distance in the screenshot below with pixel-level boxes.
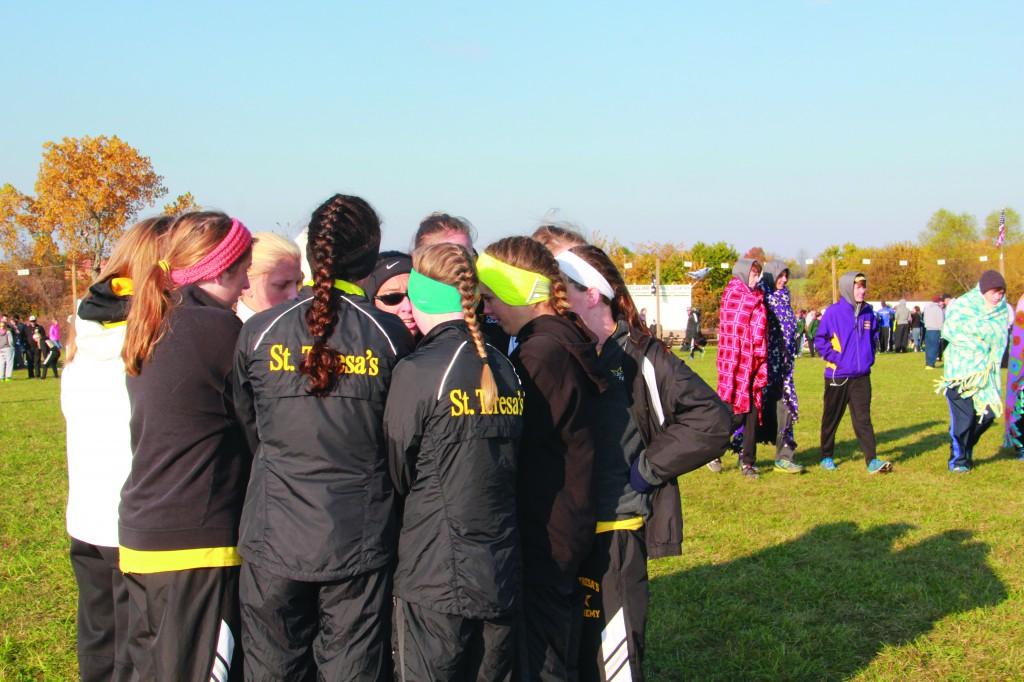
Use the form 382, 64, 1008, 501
44, 195, 1024, 681
0, 313, 62, 381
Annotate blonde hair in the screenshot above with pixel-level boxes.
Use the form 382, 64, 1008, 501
67, 216, 174, 363
122, 211, 247, 375
413, 243, 498, 412
249, 231, 301, 277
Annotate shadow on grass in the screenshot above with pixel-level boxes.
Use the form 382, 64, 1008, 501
646, 522, 1006, 681
795, 421, 946, 466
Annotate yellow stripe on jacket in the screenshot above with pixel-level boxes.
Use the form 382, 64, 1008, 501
595, 517, 645, 534
825, 333, 842, 371
119, 546, 241, 573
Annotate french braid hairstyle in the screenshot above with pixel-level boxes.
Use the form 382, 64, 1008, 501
567, 244, 650, 342
413, 212, 477, 250
483, 236, 590, 336
301, 194, 381, 396
413, 243, 499, 412
123, 212, 238, 375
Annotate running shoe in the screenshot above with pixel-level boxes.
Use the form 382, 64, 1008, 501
950, 465, 970, 473
706, 458, 723, 473
774, 459, 805, 474
867, 458, 893, 474
820, 457, 838, 471
740, 464, 759, 479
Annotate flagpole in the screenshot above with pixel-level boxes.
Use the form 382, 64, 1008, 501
998, 208, 1007, 276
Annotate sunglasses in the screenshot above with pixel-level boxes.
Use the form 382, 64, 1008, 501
375, 292, 408, 306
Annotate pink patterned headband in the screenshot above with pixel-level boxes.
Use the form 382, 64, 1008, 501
170, 218, 253, 286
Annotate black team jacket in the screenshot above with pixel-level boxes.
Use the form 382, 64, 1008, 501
512, 314, 607, 587
233, 289, 413, 581
627, 329, 733, 557
384, 320, 523, 619
120, 286, 251, 559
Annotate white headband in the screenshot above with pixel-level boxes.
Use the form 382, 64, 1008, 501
556, 250, 615, 300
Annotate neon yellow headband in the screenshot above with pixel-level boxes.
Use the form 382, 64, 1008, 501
476, 251, 551, 306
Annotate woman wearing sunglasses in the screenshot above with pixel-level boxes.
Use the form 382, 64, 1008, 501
362, 251, 419, 339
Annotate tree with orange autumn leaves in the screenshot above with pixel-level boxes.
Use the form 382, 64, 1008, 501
2, 136, 167, 274
163, 191, 200, 216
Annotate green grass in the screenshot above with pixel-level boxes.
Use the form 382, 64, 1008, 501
0, 372, 74, 681
2, 351, 1024, 680
648, 348, 1024, 680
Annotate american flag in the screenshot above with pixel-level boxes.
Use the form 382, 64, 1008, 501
997, 209, 1007, 248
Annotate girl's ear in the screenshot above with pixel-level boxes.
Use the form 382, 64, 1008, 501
586, 287, 602, 307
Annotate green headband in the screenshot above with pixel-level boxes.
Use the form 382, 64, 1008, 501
476, 251, 551, 306
408, 269, 464, 314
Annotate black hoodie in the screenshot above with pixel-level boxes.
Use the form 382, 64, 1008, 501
512, 313, 607, 586
78, 279, 131, 324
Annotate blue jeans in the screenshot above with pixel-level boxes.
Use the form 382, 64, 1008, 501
946, 387, 995, 469
924, 330, 941, 367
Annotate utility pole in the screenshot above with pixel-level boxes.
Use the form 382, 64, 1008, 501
70, 257, 78, 313
654, 258, 662, 339
831, 256, 838, 303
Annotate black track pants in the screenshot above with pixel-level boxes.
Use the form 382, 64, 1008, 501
70, 539, 131, 682
731, 407, 758, 466
393, 597, 515, 682
124, 565, 242, 682
240, 561, 391, 682
518, 580, 584, 681
820, 375, 876, 465
577, 530, 648, 682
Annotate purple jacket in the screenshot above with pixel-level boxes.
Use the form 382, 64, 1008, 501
814, 297, 878, 379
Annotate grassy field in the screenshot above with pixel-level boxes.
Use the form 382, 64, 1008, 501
2, 349, 1024, 680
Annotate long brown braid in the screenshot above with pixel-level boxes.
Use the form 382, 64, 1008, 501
300, 195, 380, 396
567, 244, 650, 341
483, 236, 589, 336
413, 243, 498, 412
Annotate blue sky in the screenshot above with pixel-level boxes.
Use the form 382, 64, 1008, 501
1, 1, 1020, 256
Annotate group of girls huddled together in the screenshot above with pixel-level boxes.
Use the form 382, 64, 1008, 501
62, 193, 732, 682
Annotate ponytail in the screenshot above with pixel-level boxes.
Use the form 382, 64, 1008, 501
122, 212, 236, 375
122, 259, 174, 375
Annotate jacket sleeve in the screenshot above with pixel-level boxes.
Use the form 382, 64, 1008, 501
814, 310, 839, 364
517, 337, 600, 571
383, 361, 426, 497
232, 331, 260, 455
637, 347, 732, 483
